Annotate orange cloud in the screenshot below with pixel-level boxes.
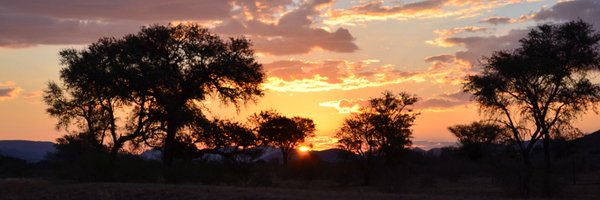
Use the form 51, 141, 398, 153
262, 58, 470, 92
318, 99, 369, 114
319, 91, 473, 115
306, 135, 340, 150
325, 0, 534, 25
426, 26, 489, 47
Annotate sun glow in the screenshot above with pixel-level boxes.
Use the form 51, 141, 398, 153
298, 146, 310, 152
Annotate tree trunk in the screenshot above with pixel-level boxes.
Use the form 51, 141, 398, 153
361, 159, 371, 185
109, 143, 121, 164
108, 142, 122, 181
522, 152, 532, 198
162, 118, 178, 181
281, 148, 289, 168
542, 132, 552, 197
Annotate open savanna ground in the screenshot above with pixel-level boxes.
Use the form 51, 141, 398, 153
1, 178, 599, 200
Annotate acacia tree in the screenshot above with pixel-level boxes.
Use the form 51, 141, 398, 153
45, 24, 265, 173
336, 91, 419, 184
118, 25, 264, 169
252, 110, 315, 168
464, 20, 600, 196
448, 121, 509, 160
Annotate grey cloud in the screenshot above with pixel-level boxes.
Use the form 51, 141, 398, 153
444, 29, 528, 68
533, 0, 600, 26
0, 87, 20, 99
0, 13, 139, 47
479, 16, 512, 25
415, 91, 472, 110
425, 54, 455, 63
0, 0, 232, 21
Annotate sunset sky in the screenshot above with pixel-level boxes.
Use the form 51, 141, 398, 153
1, 0, 600, 150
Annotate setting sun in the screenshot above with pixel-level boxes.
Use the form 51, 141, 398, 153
298, 146, 310, 152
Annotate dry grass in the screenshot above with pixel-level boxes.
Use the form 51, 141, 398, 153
0, 179, 597, 200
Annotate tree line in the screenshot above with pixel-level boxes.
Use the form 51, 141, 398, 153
42, 20, 600, 197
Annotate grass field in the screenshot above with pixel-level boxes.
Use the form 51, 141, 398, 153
1, 179, 598, 200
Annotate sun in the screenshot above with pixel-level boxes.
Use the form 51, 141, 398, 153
299, 146, 310, 152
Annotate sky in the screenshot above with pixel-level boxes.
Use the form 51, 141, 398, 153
1, 0, 600, 150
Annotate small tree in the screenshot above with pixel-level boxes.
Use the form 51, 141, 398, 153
464, 20, 600, 197
252, 110, 315, 168
192, 118, 259, 162
336, 112, 377, 185
369, 91, 419, 164
336, 91, 419, 184
448, 121, 509, 160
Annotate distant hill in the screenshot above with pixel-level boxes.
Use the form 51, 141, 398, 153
0, 140, 55, 163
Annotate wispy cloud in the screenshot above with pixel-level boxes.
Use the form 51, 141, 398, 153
318, 91, 473, 114
262, 57, 470, 92
478, 14, 532, 25
318, 99, 369, 114
325, 0, 535, 26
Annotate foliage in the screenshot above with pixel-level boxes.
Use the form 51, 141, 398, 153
449, 121, 510, 160
191, 118, 261, 162
449, 121, 510, 145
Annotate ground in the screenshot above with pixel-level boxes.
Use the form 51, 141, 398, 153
1, 179, 598, 200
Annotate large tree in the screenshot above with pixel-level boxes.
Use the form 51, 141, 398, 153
45, 24, 265, 172
252, 110, 315, 168
120, 25, 264, 169
464, 20, 600, 196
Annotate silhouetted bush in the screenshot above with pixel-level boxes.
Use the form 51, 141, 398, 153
0, 155, 29, 178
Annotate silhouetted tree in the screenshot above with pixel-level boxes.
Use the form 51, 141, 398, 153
464, 20, 600, 197
336, 91, 419, 184
369, 91, 419, 164
448, 121, 509, 160
252, 110, 315, 168
45, 24, 265, 175
336, 111, 377, 185
118, 25, 264, 170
